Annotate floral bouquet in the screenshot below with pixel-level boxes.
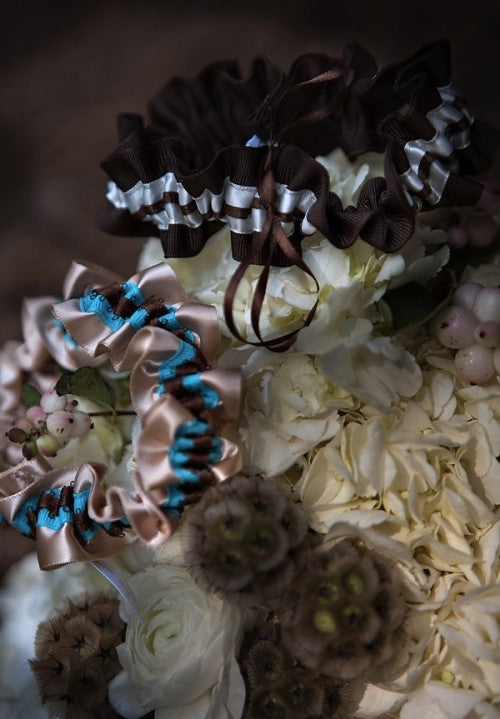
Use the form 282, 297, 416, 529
0, 40, 499, 719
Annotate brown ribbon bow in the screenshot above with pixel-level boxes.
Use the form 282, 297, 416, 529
223, 65, 344, 352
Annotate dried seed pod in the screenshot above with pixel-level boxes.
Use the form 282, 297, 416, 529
278, 537, 407, 682
30, 591, 125, 719
181, 474, 308, 606
239, 622, 352, 719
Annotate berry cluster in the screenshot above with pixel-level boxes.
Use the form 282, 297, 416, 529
6, 389, 92, 459
430, 283, 500, 384
423, 178, 500, 250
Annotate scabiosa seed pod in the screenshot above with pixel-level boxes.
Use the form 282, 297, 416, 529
277, 537, 407, 682
180, 474, 308, 606
30, 591, 125, 719
239, 622, 352, 719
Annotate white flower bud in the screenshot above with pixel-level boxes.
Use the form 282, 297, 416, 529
465, 216, 498, 247
36, 434, 60, 457
447, 225, 469, 249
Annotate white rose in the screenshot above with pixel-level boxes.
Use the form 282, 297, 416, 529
108, 565, 246, 719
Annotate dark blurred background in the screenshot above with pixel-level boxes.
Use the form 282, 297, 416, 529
0, 0, 499, 572
1, 0, 500, 345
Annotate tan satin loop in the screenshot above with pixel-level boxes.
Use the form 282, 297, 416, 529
62, 259, 122, 301
14, 296, 102, 375
0, 341, 23, 413
15, 297, 55, 372
126, 326, 241, 421
0, 460, 135, 569
54, 261, 212, 371
135, 395, 242, 498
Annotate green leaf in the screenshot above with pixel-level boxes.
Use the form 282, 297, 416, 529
55, 371, 73, 396
55, 367, 116, 409
384, 282, 440, 331
21, 384, 42, 407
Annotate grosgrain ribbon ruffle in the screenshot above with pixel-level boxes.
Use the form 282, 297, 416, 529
96, 41, 497, 350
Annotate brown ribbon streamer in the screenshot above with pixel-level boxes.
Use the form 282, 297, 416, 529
223, 66, 344, 351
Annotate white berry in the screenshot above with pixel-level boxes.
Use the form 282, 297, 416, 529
455, 344, 495, 384
40, 390, 67, 413
26, 406, 47, 427
70, 411, 92, 437
493, 346, 500, 374
36, 435, 60, 457
430, 305, 477, 348
474, 321, 500, 348
466, 216, 498, 248
46, 410, 74, 444
453, 282, 483, 311
447, 225, 469, 249
472, 286, 500, 322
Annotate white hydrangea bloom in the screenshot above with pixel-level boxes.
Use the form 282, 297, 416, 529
220, 348, 354, 476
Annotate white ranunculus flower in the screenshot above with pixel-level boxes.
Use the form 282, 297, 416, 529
108, 565, 246, 719
224, 348, 352, 477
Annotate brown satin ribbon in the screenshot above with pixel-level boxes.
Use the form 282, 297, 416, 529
224, 66, 344, 352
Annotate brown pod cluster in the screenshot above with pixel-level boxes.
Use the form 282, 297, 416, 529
239, 622, 352, 719
180, 474, 308, 605
278, 538, 407, 681
30, 591, 126, 719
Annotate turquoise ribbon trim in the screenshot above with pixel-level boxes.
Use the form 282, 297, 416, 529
155, 307, 195, 342
54, 319, 78, 348
121, 281, 145, 306
4, 482, 186, 543
157, 340, 198, 386
128, 307, 149, 331
181, 373, 220, 409
9, 487, 100, 542
169, 420, 223, 483
80, 292, 125, 331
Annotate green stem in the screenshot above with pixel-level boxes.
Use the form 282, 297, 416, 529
88, 410, 136, 417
